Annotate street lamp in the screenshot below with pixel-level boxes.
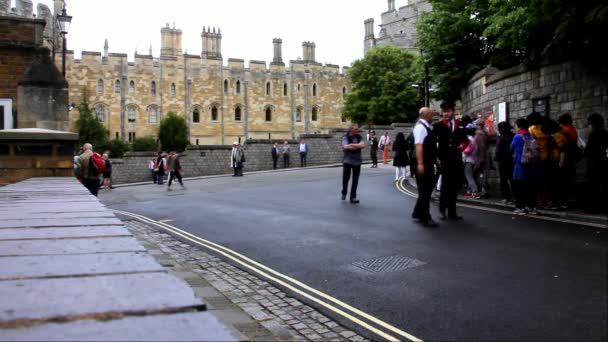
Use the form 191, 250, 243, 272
56, 6, 72, 77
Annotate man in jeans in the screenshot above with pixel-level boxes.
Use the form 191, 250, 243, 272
341, 126, 366, 204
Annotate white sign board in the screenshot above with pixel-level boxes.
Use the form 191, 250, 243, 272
0, 99, 13, 130
498, 102, 507, 123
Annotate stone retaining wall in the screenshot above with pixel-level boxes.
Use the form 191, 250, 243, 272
110, 124, 413, 184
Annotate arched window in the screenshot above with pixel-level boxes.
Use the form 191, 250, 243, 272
312, 107, 318, 122
128, 107, 136, 123
97, 79, 104, 95
224, 80, 229, 94
150, 81, 157, 96
266, 81, 271, 96
283, 83, 288, 96
192, 108, 200, 123
312, 83, 317, 97
295, 107, 302, 122
211, 105, 218, 121
236, 81, 241, 94
170, 83, 176, 97
265, 107, 272, 122
129, 80, 135, 95
95, 104, 105, 122
114, 80, 121, 94
234, 106, 242, 121
148, 106, 158, 124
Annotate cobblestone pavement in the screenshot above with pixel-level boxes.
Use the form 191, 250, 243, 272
125, 219, 369, 342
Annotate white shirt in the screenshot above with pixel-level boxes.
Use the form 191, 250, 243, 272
379, 135, 391, 146
413, 119, 431, 145
299, 143, 307, 153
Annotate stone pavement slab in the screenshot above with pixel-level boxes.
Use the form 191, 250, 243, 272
0, 237, 145, 256
0, 252, 163, 280
0, 217, 123, 228
0, 312, 241, 341
0, 226, 131, 240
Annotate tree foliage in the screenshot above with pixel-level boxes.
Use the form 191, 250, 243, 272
98, 139, 130, 158
131, 136, 159, 152
74, 88, 108, 150
417, 0, 608, 103
158, 112, 189, 151
343, 46, 420, 125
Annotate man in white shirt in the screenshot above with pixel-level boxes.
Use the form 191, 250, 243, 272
411, 107, 439, 227
379, 132, 391, 165
299, 139, 308, 167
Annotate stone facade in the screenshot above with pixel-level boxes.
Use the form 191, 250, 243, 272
364, 0, 432, 54
460, 62, 608, 130
64, 24, 352, 145
110, 124, 412, 184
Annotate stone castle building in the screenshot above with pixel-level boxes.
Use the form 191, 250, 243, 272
64, 23, 352, 145
364, 0, 432, 54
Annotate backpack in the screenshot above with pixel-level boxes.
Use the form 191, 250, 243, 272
88, 152, 105, 177
520, 134, 539, 165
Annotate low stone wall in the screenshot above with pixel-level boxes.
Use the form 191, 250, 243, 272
110, 124, 413, 184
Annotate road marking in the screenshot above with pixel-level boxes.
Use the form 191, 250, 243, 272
113, 209, 423, 342
395, 180, 606, 229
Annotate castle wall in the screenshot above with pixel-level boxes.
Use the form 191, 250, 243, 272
63, 30, 352, 145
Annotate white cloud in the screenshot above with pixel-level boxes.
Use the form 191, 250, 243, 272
31, 0, 393, 67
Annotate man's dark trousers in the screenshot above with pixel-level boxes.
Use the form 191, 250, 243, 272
283, 155, 290, 168
83, 178, 99, 197
300, 152, 307, 167
342, 164, 361, 199
439, 161, 462, 217
413, 171, 436, 222
272, 157, 278, 170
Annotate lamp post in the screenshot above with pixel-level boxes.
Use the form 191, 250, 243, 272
56, 6, 72, 77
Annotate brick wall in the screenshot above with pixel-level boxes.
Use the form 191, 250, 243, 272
109, 124, 413, 184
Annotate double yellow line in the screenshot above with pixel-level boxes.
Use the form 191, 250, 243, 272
114, 209, 423, 342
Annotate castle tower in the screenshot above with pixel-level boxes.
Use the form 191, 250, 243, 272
201, 26, 222, 59
53, 0, 64, 15
161, 23, 182, 57
0, 0, 11, 14
272, 38, 283, 65
388, 0, 395, 11
302, 42, 316, 63
16, 0, 33, 17
363, 18, 376, 54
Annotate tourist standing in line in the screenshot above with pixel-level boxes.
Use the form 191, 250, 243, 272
546, 120, 568, 210
369, 131, 379, 168
511, 118, 538, 215
379, 131, 391, 165
102, 152, 112, 191
528, 112, 550, 207
584, 113, 608, 213
341, 126, 366, 204
271, 143, 280, 170
558, 113, 581, 207
433, 102, 466, 220
167, 151, 185, 190
281, 141, 291, 168
149, 158, 156, 183
411, 107, 439, 227
299, 139, 308, 167
392, 132, 410, 181
495, 121, 515, 203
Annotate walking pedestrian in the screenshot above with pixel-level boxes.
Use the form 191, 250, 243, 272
341, 126, 366, 204
392, 132, 410, 181
271, 143, 280, 170
584, 113, 608, 213
231, 142, 239, 176
232, 143, 245, 177
433, 102, 466, 220
102, 152, 112, 191
369, 131, 379, 168
281, 141, 291, 168
411, 107, 439, 227
156, 152, 166, 185
77, 143, 102, 197
167, 151, 185, 190
379, 132, 391, 165
510, 118, 538, 215
495, 121, 515, 203
149, 158, 156, 183
299, 139, 308, 167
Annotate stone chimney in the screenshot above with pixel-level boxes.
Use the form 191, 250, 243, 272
16, 0, 33, 17
201, 26, 222, 59
0, 0, 11, 14
302, 42, 316, 63
104, 39, 109, 58
388, 0, 395, 11
272, 38, 283, 65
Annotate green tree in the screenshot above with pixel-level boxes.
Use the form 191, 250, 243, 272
74, 88, 108, 149
343, 46, 420, 125
131, 136, 159, 152
158, 112, 189, 151
98, 139, 130, 158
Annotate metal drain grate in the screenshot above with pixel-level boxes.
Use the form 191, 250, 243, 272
352, 255, 426, 273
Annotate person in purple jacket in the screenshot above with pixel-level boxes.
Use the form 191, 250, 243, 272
510, 117, 538, 215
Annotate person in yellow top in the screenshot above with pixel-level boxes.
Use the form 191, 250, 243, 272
527, 112, 553, 207
528, 113, 551, 162
546, 119, 569, 210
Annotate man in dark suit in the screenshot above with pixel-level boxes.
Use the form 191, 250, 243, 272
271, 143, 279, 170
433, 102, 466, 220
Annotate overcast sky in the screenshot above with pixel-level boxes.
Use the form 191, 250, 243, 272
28, 0, 400, 67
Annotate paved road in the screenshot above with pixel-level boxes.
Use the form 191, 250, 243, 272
102, 166, 607, 341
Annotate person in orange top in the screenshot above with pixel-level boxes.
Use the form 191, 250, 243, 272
558, 113, 578, 143
528, 112, 551, 207
547, 120, 568, 210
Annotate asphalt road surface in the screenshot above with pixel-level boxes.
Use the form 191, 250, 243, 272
101, 166, 607, 341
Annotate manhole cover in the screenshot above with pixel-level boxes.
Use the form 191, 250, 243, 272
352, 255, 426, 273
